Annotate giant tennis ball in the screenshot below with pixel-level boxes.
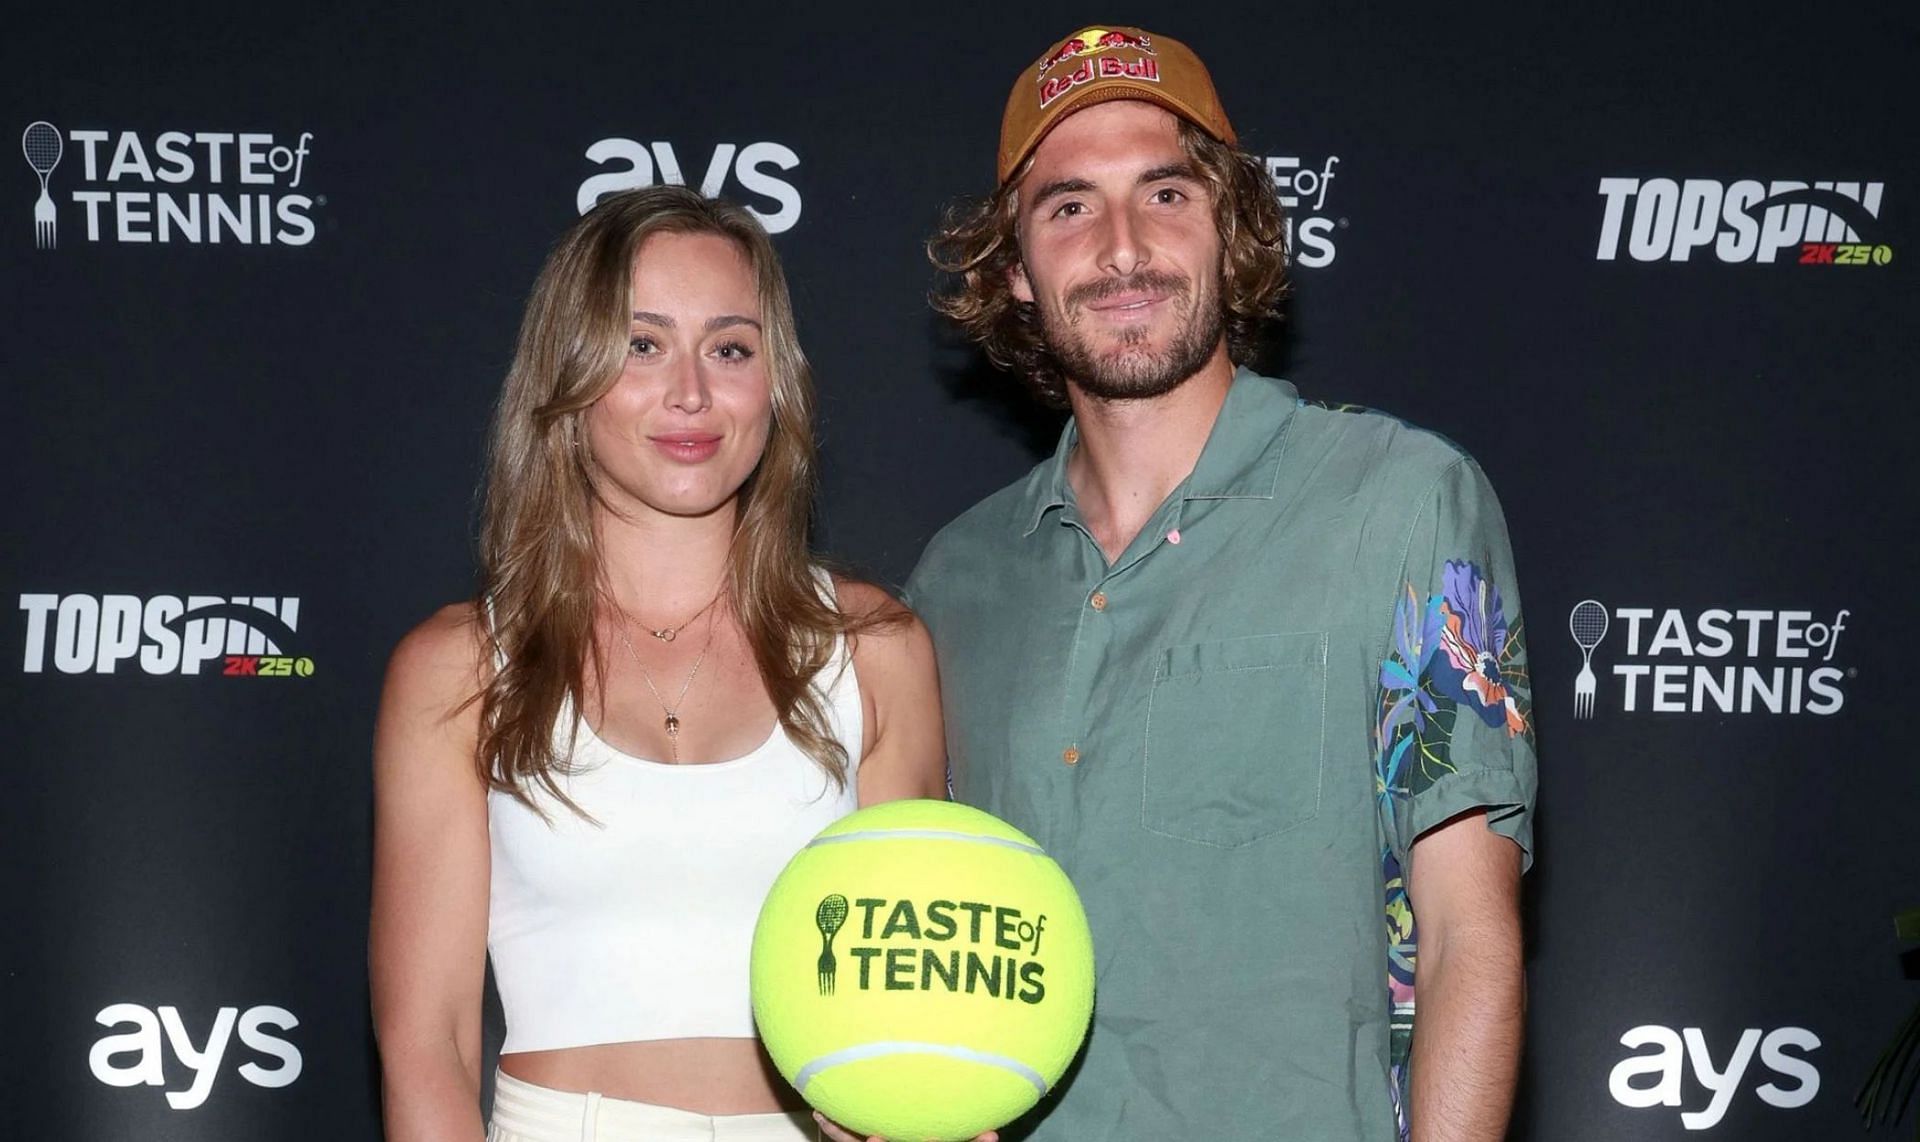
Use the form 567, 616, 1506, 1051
751, 799, 1094, 1141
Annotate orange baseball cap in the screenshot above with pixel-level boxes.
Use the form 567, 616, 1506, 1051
998, 25, 1236, 185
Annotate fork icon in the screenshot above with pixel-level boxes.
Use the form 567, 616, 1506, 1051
1573, 659, 1596, 719
23, 121, 63, 250
1569, 599, 1609, 720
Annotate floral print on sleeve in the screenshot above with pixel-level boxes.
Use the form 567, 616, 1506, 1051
1375, 560, 1532, 1140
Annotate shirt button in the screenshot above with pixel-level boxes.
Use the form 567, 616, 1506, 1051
1089, 592, 1108, 612
1062, 746, 1081, 766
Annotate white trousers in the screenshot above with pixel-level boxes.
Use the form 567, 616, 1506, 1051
488, 1069, 818, 1142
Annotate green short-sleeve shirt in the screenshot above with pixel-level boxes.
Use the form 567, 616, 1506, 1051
904, 370, 1537, 1140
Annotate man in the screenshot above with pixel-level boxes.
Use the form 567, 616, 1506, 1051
903, 26, 1537, 1141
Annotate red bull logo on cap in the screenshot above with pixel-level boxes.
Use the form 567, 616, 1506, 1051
1034, 27, 1156, 81
1035, 28, 1161, 110
1038, 54, 1161, 110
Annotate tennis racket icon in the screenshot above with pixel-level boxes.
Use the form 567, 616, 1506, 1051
23, 122, 62, 250
1569, 600, 1608, 719
815, 893, 849, 996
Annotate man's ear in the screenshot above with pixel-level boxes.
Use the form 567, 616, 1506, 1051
1009, 261, 1035, 304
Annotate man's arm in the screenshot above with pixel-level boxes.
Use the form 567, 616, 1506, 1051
1404, 808, 1525, 1142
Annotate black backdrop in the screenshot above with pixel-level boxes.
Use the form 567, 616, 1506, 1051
4, 4, 1915, 1139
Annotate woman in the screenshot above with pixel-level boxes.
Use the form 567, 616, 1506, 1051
370, 187, 947, 1141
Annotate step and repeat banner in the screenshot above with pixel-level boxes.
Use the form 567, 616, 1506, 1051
3, 5, 1913, 1139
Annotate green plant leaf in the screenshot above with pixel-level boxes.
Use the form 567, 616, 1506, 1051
1860, 999, 1920, 1128
1896, 908, 1920, 944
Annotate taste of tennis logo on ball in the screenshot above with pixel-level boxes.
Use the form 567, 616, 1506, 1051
753, 800, 1094, 1142
810, 890, 1053, 1003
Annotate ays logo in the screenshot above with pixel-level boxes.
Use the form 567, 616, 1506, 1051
19, 593, 314, 678
576, 139, 801, 233
1568, 600, 1848, 718
89, 1002, 302, 1111
812, 892, 1050, 1004
21, 121, 320, 250
1608, 1023, 1820, 1131
1595, 177, 1889, 265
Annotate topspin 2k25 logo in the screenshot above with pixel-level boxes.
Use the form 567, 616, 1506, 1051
19, 594, 314, 677
1595, 177, 1889, 265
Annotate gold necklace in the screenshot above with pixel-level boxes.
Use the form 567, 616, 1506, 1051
630, 589, 723, 642
613, 605, 718, 763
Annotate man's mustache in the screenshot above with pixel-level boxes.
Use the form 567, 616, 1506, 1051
1064, 270, 1192, 311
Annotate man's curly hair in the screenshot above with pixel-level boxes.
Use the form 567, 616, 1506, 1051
928, 119, 1290, 410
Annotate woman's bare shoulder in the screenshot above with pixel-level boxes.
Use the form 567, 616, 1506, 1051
386, 601, 490, 701
831, 577, 911, 625
832, 577, 933, 669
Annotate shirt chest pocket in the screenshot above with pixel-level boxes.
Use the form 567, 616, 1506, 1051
1141, 631, 1328, 848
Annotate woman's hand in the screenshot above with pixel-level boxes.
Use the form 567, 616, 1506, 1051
813, 1111, 999, 1142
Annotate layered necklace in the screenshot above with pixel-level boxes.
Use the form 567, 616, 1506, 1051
632, 589, 721, 643
611, 588, 724, 763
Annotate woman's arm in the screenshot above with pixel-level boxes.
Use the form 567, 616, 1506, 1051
819, 582, 993, 1142
837, 581, 949, 806
369, 605, 493, 1142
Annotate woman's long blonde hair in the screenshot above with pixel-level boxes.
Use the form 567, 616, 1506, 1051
476, 186, 850, 813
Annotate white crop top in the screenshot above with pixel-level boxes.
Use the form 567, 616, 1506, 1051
486, 613, 863, 1054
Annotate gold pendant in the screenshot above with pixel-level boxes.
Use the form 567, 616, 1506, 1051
664, 713, 680, 737
654, 628, 676, 642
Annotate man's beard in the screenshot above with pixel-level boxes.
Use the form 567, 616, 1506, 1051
1040, 267, 1224, 403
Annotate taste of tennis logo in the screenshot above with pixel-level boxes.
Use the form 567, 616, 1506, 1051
18, 593, 314, 677
20, 120, 320, 249
812, 893, 1049, 1003
1568, 600, 1849, 718
1265, 155, 1344, 268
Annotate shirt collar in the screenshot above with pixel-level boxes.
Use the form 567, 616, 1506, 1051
1184, 368, 1298, 500
1018, 417, 1077, 537
1016, 368, 1300, 537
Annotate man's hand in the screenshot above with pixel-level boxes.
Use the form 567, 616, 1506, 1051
813, 1111, 1000, 1142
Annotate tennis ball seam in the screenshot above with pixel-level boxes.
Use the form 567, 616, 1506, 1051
794, 1041, 1049, 1095
807, 829, 1045, 855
